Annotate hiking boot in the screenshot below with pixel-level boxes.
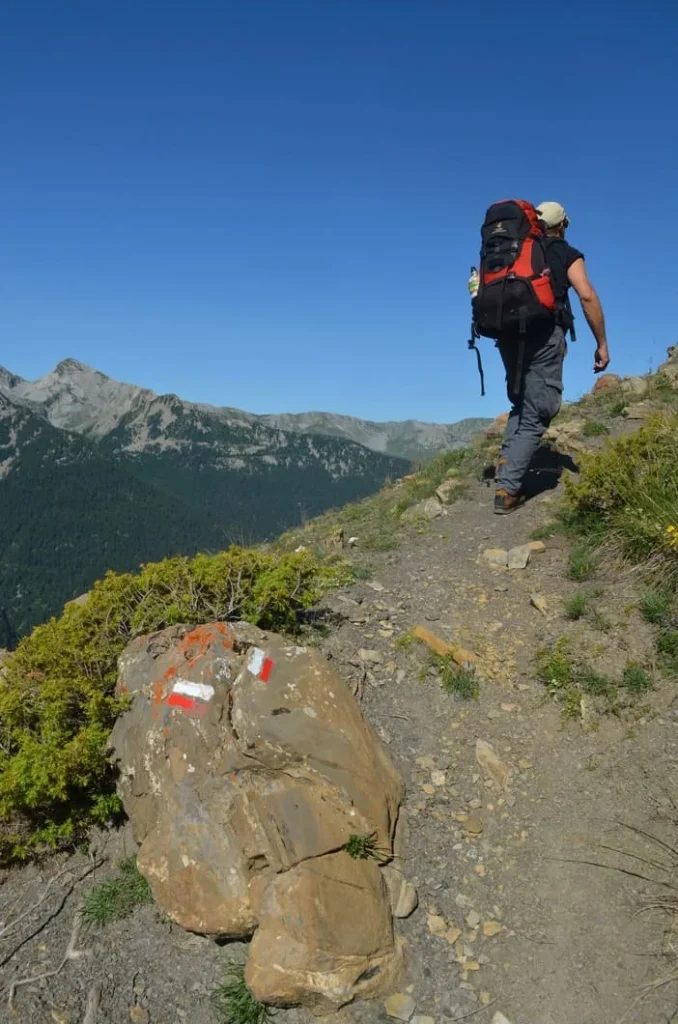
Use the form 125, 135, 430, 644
494, 489, 526, 515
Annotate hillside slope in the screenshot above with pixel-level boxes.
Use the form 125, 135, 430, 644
3, 355, 678, 1023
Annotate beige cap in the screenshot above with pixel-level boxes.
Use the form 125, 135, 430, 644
537, 201, 568, 228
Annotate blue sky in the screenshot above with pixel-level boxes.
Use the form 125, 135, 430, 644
2, 1, 677, 422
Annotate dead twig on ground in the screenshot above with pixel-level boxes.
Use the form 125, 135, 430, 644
352, 667, 366, 701
7, 911, 88, 1010
82, 980, 103, 1024
0, 861, 73, 940
449, 999, 497, 1021
0, 858, 103, 970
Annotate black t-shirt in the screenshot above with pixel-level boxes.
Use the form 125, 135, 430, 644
543, 238, 584, 303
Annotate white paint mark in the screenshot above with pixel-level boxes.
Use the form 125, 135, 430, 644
182, 854, 190, 868
172, 679, 215, 702
247, 648, 265, 676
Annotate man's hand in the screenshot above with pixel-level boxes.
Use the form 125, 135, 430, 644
594, 344, 610, 373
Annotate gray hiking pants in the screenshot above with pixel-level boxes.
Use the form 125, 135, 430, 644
495, 325, 566, 496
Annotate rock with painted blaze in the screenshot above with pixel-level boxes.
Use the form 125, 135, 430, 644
110, 621, 404, 1011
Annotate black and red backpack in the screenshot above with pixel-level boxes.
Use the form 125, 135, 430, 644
473, 199, 556, 339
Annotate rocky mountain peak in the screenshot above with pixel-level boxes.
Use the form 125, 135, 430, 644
54, 357, 94, 375
0, 366, 26, 390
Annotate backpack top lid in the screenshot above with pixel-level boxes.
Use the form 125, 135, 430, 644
481, 199, 543, 243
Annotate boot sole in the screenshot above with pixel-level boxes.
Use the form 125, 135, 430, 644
493, 498, 526, 515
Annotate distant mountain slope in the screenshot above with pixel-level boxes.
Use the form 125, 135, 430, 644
259, 411, 490, 462
0, 393, 228, 641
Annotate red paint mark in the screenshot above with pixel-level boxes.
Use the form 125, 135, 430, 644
168, 692, 196, 711
259, 658, 274, 683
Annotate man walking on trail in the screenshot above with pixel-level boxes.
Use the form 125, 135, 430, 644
477, 200, 609, 514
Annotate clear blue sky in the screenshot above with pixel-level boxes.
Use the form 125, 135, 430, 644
3, 1, 677, 422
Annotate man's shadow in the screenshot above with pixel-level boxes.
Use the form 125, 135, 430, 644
483, 444, 579, 499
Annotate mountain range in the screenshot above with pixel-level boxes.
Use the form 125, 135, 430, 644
0, 359, 489, 642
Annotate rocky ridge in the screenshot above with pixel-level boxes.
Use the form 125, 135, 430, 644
0, 359, 489, 461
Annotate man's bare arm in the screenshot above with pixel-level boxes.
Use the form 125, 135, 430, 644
567, 258, 609, 372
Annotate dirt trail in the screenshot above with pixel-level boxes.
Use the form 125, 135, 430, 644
2, 472, 678, 1024
323, 475, 678, 1024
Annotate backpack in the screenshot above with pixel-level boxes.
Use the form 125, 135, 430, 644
473, 199, 557, 339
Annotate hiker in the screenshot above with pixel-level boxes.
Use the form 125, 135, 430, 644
470, 200, 609, 514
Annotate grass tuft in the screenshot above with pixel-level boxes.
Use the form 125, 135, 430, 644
422, 652, 479, 700
582, 421, 610, 437
564, 593, 587, 620
82, 857, 153, 925
639, 590, 672, 625
530, 521, 561, 540
342, 832, 388, 862
657, 629, 678, 675
588, 609, 612, 633
212, 965, 270, 1024
568, 545, 598, 581
621, 664, 654, 695
609, 399, 628, 417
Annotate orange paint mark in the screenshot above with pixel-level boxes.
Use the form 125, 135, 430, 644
153, 681, 164, 706
162, 665, 178, 681
178, 622, 235, 663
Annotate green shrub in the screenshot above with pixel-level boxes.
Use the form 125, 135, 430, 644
564, 593, 587, 620
82, 857, 153, 925
564, 414, 678, 587
0, 547, 349, 863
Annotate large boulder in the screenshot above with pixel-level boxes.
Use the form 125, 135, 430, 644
110, 621, 404, 1012
591, 373, 621, 394
621, 376, 649, 397
484, 411, 509, 438
658, 345, 678, 383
